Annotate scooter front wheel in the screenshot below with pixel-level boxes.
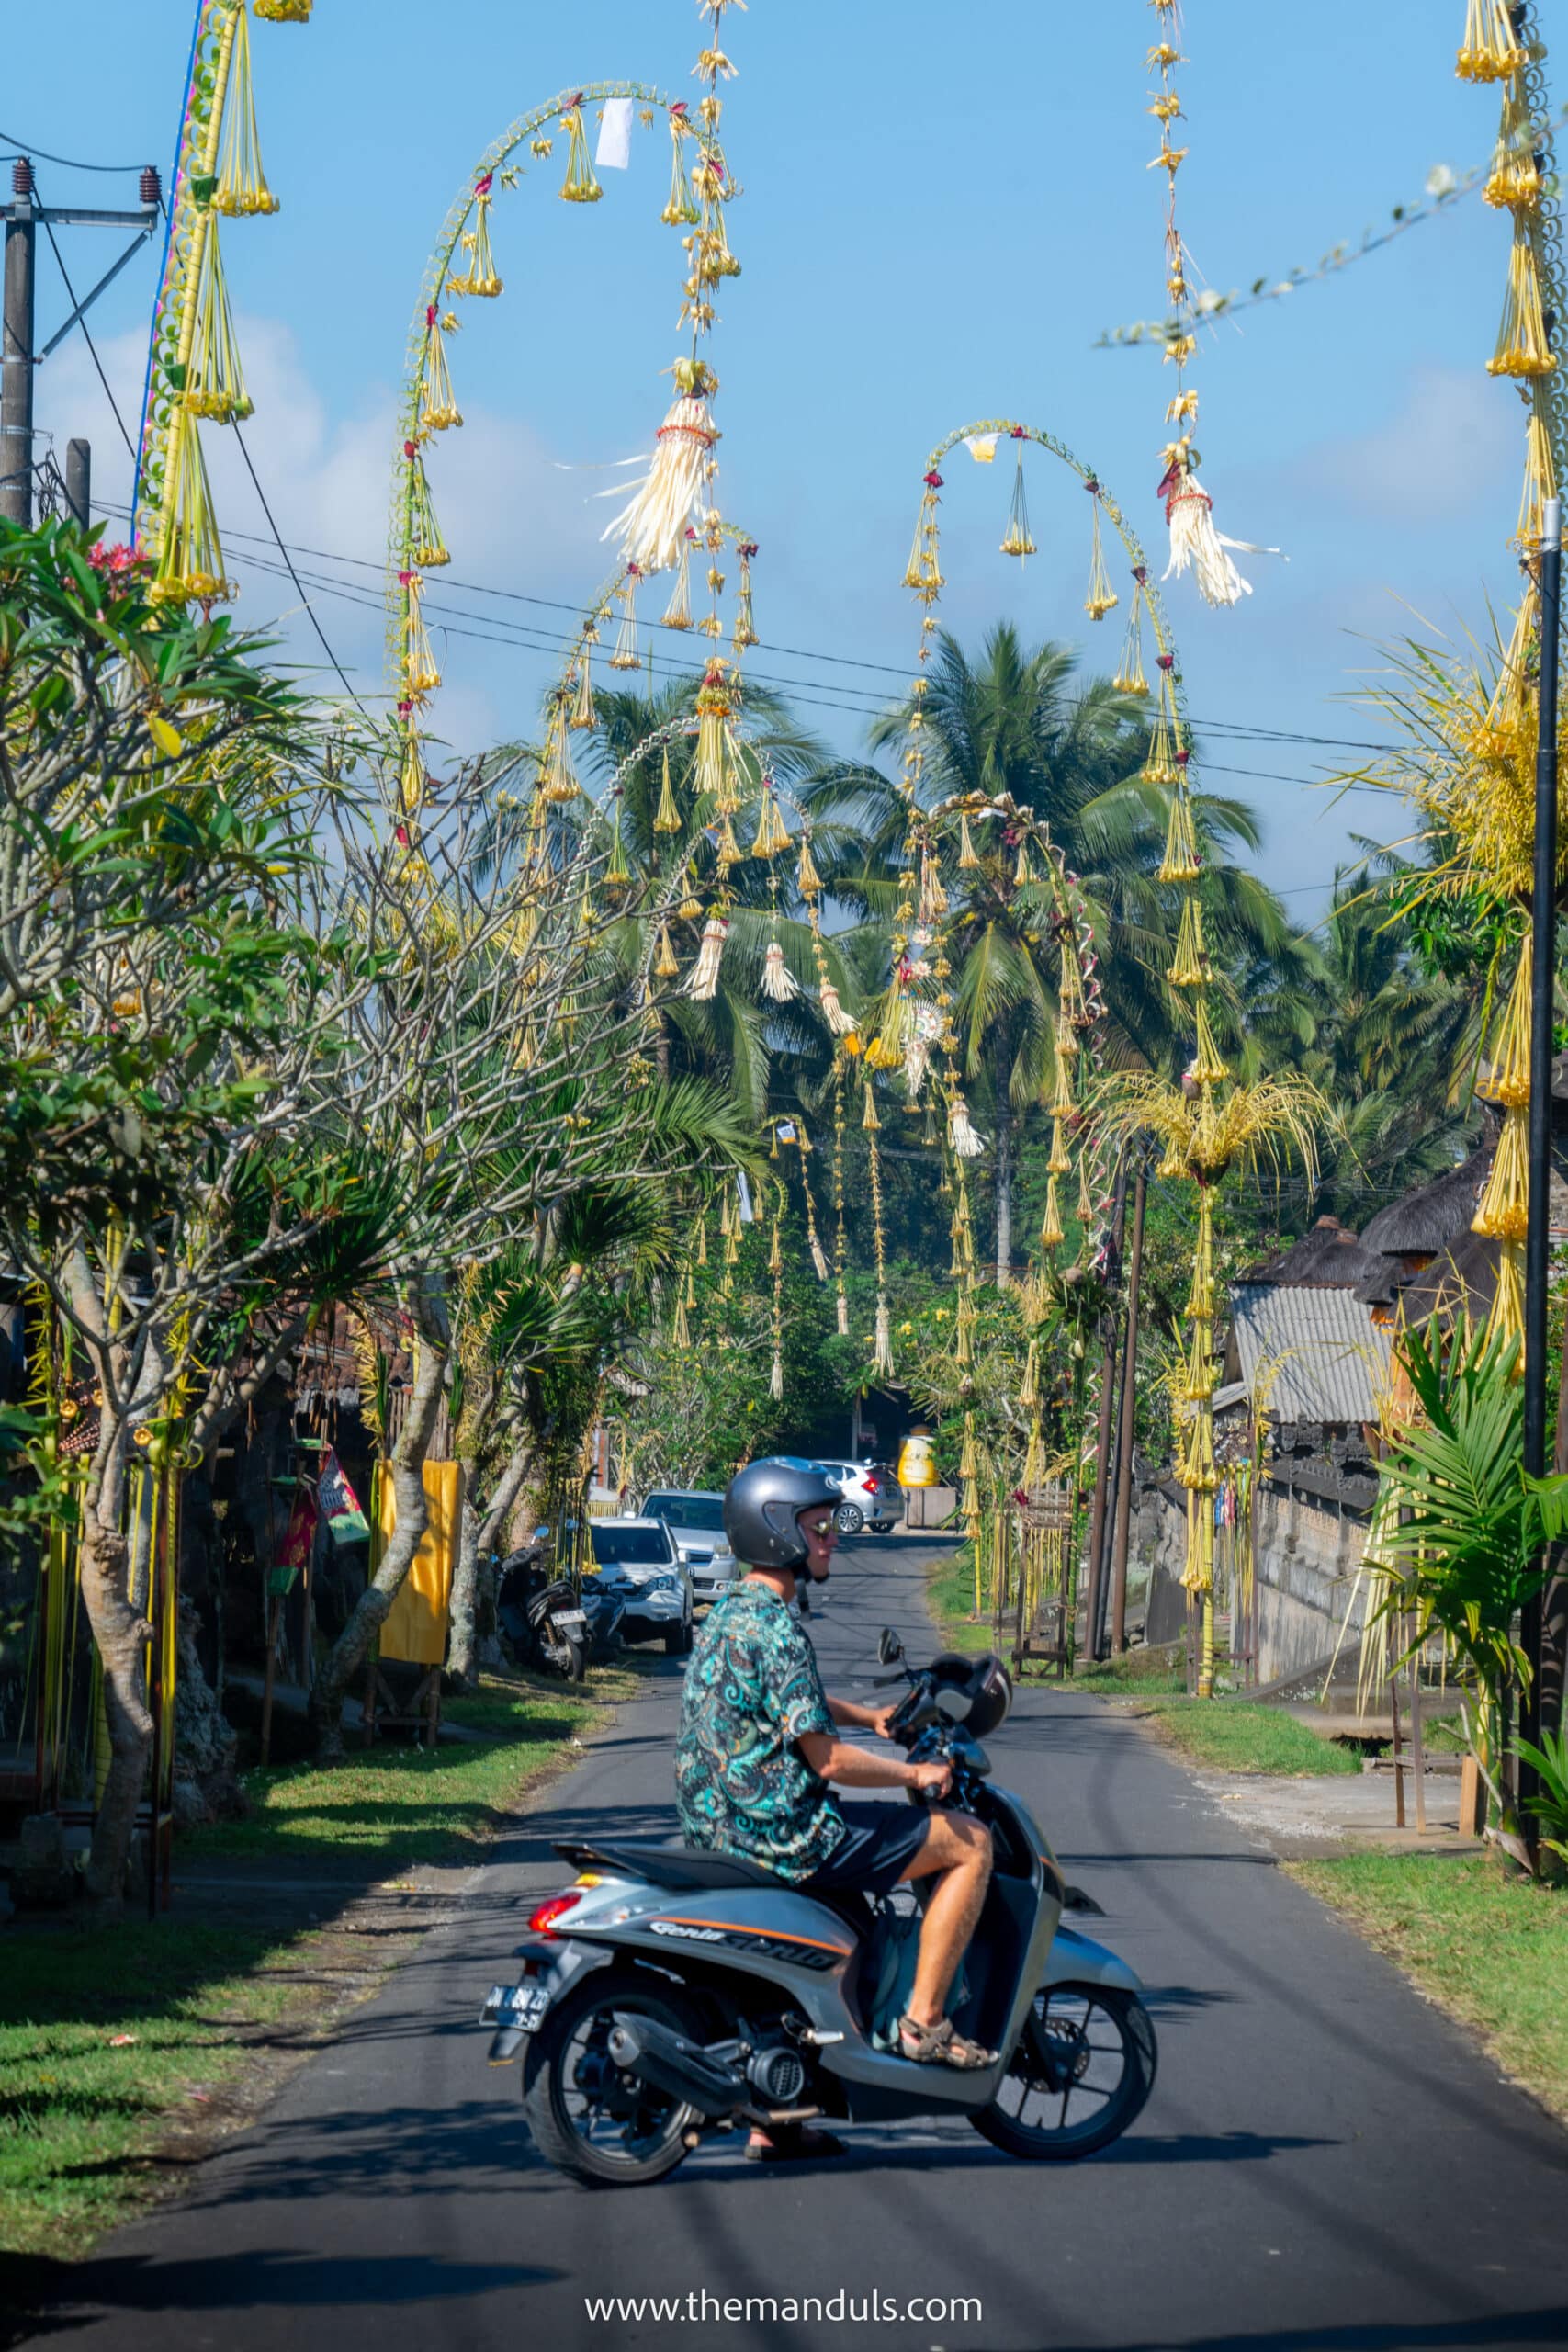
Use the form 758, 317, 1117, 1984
970, 1984, 1156, 2162
524, 1975, 699, 2188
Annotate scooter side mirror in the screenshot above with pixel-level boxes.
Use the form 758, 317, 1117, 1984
876, 1627, 905, 1667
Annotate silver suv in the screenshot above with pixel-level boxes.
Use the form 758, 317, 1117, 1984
587, 1518, 694, 1655
639, 1489, 739, 1606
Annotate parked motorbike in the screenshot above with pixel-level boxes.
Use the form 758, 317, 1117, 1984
495, 1541, 589, 1684
578, 1573, 627, 1664
480, 1629, 1156, 2186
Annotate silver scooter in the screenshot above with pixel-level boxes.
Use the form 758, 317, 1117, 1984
480, 1630, 1156, 2187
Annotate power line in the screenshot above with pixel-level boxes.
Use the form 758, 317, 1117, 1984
0, 130, 150, 174
229, 426, 370, 717
35, 196, 137, 466
95, 498, 1410, 760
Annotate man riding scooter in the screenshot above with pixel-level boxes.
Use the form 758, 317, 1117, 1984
675, 1459, 997, 2161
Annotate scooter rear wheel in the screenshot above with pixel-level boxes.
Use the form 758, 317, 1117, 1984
524, 1975, 699, 2188
970, 1984, 1156, 2161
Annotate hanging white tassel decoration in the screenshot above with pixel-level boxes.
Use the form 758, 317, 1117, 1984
818, 981, 858, 1036
771, 1350, 784, 1401
874, 1298, 894, 1378
602, 357, 720, 573
837, 1288, 850, 1337
761, 940, 799, 1002
904, 1002, 942, 1102
684, 915, 728, 1001
810, 1237, 829, 1282
1158, 453, 1279, 607
949, 1094, 986, 1158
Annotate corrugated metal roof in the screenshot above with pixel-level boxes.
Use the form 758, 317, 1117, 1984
1229, 1283, 1392, 1425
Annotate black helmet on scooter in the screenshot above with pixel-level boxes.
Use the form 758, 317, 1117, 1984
930, 1650, 1013, 1738
723, 1458, 842, 1573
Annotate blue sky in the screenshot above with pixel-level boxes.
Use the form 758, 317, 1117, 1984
6, 0, 1540, 915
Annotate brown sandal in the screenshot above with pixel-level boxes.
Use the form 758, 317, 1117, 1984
897, 2013, 997, 2070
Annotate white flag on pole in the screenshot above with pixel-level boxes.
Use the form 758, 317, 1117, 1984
596, 98, 635, 170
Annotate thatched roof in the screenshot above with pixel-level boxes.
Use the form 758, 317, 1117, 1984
1357, 1141, 1491, 1264
1245, 1216, 1387, 1290
1391, 1227, 1502, 1328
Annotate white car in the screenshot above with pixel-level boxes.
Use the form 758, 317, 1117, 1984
588, 1518, 694, 1655
813, 1458, 903, 1536
639, 1489, 739, 1606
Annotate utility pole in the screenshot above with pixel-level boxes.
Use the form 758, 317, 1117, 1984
1, 164, 36, 527
1108, 1153, 1149, 1655
1521, 492, 1562, 1844
1082, 1153, 1129, 1665
0, 157, 160, 530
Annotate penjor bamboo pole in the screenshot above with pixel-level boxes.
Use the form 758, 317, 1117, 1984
1082, 1155, 1129, 1664
1521, 494, 1562, 1844
1109, 1157, 1148, 1655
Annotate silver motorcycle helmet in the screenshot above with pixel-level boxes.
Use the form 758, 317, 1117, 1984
723, 1459, 842, 1574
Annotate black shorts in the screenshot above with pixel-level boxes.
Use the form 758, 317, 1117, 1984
805, 1801, 932, 1898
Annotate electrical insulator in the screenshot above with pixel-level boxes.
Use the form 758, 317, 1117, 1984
140, 166, 162, 207
11, 159, 34, 198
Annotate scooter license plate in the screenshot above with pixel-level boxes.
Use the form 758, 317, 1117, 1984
483, 1982, 550, 2030
551, 1610, 587, 1629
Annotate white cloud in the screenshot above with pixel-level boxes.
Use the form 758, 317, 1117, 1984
1292, 364, 1518, 524
34, 311, 626, 747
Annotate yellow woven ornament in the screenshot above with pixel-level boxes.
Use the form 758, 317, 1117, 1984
401, 576, 441, 703
1083, 490, 1118, 619
1168, 893, 1209, 989
449, 192, 502, 299
1488, 221, 1558, 379
1474, 1106, 1530, 1240
958, 813, 980, 871
254, 0, 310, 18
1484, 77, 1544, 210
407, 455, 448, 568
1516, 409, 1557, 550
210, 2, 277, 215
179, 217, 251, 421
1457, 0, 1529, 81
150, 406, 230, 605
419, 317, 462, 433
797, 832, 822, 897
654, 923, 680, 980
661, 113, 700, 225
693, 663, 730, 802
569, 650, 596, 732
560, 107, 603, 203
1041, 1177, 1066, 1249
1157, 785, 1201, 884
1113, 581, 1150, 695
1478, 937, 1533, 1109
653, 747, 681, 834
541, 707, 580, 804
1001, 443, 1035, 559
863, 1083, 881, 1133
663, 537, 694, 630
609, 571, 641, 670
734, 548, 759, 652
1485, 1236, 1527, 1359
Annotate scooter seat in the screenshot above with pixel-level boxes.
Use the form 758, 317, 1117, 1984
555, 1838, 786, 1893
553, 1835, 873, 1932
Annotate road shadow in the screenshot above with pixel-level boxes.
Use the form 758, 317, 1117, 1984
0, 2246, 558, 2345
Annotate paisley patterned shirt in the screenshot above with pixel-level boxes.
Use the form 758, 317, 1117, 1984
675, 1579, 846, 1883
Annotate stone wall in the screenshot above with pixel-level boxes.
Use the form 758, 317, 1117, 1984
1128, 1467, 1371, 1682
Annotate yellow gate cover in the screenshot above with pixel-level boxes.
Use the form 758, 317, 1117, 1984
377, 1462, 464, 1665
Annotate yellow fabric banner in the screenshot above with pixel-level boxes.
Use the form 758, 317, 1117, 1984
377, 1461, 464, 1666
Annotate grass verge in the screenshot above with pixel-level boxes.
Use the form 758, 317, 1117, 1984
1132, 1698, 1360, 1777
0, 1916, 325, 2257
181, 1666, 612, 1872
1, 1663, 626, 2257
1289, 1851, 1568, 2123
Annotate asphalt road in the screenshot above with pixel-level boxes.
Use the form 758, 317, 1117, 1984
18, 1538, 1568, 2352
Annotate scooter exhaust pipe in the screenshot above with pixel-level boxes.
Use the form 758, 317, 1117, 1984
607, 2014, 750, 2118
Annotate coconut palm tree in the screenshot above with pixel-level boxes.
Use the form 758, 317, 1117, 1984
806, 624, 1307, 1280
